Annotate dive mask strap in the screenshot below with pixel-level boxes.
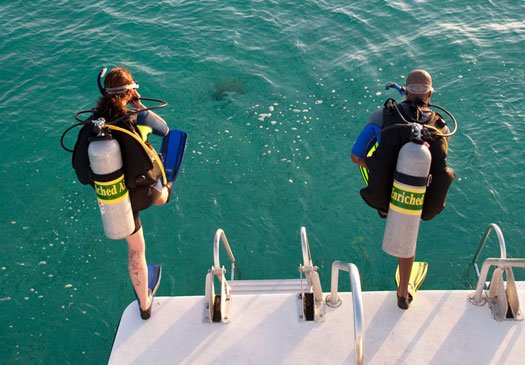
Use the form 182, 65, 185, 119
105, 83, 140, 95
97, 67, 108, 95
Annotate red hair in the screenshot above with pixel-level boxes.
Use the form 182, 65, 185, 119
95, 67, 135, 120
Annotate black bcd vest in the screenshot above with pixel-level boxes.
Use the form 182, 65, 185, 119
72, 113, 161, 190
360, 99, 456, 220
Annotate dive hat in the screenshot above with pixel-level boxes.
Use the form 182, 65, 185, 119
105, 82, 140, 95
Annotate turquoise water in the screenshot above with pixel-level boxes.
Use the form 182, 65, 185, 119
1, 0, 524, 363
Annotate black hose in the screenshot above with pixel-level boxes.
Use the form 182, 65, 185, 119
429, 103, 458, 137
363, 101, 458, 153
62, 97, 168, 153
60, 122, 86, 152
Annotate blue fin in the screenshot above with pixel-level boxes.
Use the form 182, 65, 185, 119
133, 264, 162, 301
147, 264, 162, 296
135, 264, 162, 320
161, 129, 188, 183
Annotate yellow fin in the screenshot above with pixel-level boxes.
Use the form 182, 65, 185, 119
395, 261, 428, 295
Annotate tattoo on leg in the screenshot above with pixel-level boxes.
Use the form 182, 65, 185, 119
128, 249, 143, 287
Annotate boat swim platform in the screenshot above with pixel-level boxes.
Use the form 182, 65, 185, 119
108, 289, 525, 365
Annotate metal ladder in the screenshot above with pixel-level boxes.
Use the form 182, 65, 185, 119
203, 226, 365, 365
469, 223, 525, 321
203, 227, 325, 323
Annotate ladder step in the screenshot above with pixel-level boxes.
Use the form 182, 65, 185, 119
229, 279, 306, 294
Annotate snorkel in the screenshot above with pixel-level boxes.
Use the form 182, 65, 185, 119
385, 82, 406, 96
97, 67, 107, 95
97, 67, 140, 95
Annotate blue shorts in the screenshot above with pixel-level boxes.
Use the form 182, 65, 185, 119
352, 124, 381, 158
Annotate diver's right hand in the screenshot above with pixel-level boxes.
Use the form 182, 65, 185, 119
129, 90, 145, 109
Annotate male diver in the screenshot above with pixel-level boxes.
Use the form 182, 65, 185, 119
351, 69, 456, 309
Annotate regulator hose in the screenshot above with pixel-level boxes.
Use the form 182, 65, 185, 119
364, 100, 457, 154
105, 124, 167, 186
62, 96, 168, 151
61, 97, 169, 185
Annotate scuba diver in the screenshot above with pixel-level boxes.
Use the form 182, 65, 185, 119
65, 67, 187, 320
351, 69, 456, 310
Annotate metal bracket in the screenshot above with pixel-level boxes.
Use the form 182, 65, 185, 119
486, 267, 523, 321
297, 265, 325, 322
204, 266, 232, 323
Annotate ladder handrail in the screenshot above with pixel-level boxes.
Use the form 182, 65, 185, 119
325, 261, 364, 365
300, 226, 313, 267
214, 229, 237, 281
300, 226, 314, 287
472, 223, 507, 279
470, 258, 525, 305
299, 227, 323, 303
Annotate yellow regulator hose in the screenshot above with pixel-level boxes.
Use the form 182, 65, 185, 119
425, 125, 449, 151
106, 125, 167, 186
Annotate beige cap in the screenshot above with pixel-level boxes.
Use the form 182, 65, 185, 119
405, 69, 434, 94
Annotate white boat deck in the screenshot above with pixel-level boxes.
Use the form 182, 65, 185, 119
109, 289, 525, 364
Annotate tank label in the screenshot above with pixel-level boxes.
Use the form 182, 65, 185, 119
94, 175, 128, 204
389, 181, 425, 215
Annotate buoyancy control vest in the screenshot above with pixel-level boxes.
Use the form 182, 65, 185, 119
72, 113, 162, 190
360, 99, 456, 220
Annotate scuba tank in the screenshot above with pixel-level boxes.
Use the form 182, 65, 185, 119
382, 124, 431, 258
87, 118, 135, 240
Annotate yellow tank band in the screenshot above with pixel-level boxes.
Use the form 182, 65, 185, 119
389, 181, 426, 215
94, 175, 129, 203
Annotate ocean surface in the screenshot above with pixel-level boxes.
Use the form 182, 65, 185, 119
1, 0, 524, 363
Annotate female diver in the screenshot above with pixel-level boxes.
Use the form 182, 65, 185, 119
73, 67, 172, 319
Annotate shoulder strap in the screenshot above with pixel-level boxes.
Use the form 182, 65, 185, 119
383, 98, 398, 114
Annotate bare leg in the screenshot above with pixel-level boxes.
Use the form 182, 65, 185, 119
153, 185, 170, 206
126, 227, 151, 311
397, 256, 415, 298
